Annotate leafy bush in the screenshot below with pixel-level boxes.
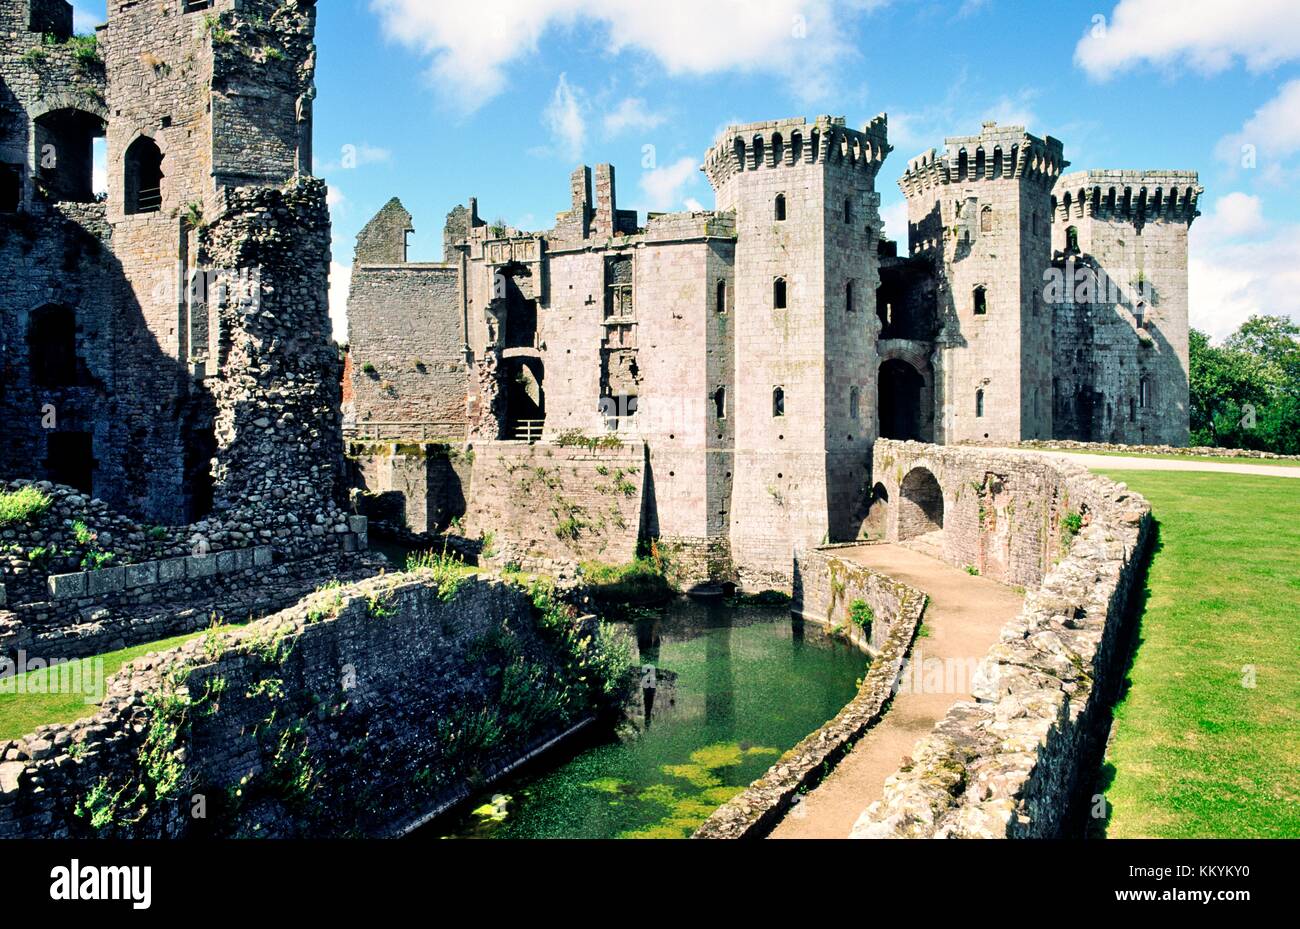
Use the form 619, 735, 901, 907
0, 487, 52, 526
849, 599, 874, 635
579, 557, 675, 607
1062, 511, 1084, 537
405, 547, 468, 602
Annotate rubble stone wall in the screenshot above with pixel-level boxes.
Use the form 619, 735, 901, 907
852, 442, 1151, 838
0, 573, 614, 838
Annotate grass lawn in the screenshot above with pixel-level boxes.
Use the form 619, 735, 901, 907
1048, 448, 1300, 467
0, 629, 209, 742
1095, 470, 1300, 838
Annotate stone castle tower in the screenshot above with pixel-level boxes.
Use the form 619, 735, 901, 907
1, 0, 340, 529
1050, 171, 1199, 445
704, 116, 891, 577
900, 122, 1065, 444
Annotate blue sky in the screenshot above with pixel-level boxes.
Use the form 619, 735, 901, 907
73, 1, 1300, 341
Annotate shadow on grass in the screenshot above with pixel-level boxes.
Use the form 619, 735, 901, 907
1074, 518, 1162, 839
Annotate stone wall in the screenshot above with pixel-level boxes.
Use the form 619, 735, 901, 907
874, 439, 1093, 588
851, 444, 1152, 838
793, 544, 919, 654
1, 545, 373, 665
695, 552, 926, 838
462, 441, 646, 569
0, 572, 624, 838
348, 442, 472, 535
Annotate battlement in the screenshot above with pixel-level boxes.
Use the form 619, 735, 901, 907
900, 122, 1067, 197
1053, 170, 1203, 225
703, 113, 891, 190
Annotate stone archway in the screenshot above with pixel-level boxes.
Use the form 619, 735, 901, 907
898, 466, 944, 541
503, 355, 544, 441
879, 358, 925, 441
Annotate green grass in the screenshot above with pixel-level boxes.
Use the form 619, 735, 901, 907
579, 557, 676, 607
0, 486, 52, 526
0, 630, 209, 742
1046, 448, 1300, 467
1095, 470, 1300, 838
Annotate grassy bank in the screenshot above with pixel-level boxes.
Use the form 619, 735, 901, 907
1095, 470, 1300, 838
1046, 448, 1300, 467
0, 630, 209, 742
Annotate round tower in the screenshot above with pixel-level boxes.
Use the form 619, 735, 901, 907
704, 114, 891, 586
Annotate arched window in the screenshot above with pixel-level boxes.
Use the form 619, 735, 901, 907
772, 387, 785, 418
973, 286, 988, 316
957, 149, 969, 180
1139, 377, 1151, 409
1066, 225, 1080, 253
28, 304, 79, 387
845, 280, 855, 313
844, 197, 853, 224
772, 133, 784, 166
734, 137, 746, 171
752, 135, 765, 170
125, 136, 164, 214
716, 279, 727, 314
975, 148, 986, 179
774, 193, 787, 221
850, 386, 860, 421
713, 386, 727, 420
773, 277, 787, 310
975, 388, 985, 418
980, 206, 993, 233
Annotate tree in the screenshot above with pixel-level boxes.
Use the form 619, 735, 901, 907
1189, 315, 1300, 453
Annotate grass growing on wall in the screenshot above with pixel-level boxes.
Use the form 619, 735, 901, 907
0, 630, 210, 742
1095, 470, 1300, 839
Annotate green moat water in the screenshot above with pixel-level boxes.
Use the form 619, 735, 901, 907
430, 599, 867, 839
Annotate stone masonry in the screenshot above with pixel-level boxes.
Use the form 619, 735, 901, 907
346, 108, 1198, 588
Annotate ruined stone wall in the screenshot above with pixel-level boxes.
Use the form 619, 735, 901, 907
853, 446, 1151, 838
3, 545, 371, 665
347, 264, 467, 433
348, 442, 472, 535
0, 573, 621, 838
462, 441, 645, 569
793, 544, 920, 653
873, 439, 1095, 588
199, 177, 344, 534
1051, 171, 1199, 446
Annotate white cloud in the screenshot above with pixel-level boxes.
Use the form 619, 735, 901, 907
326, 184, 346, 208
543, 73, 586, 161
1216, 79, 1300, 168
1076, 0, 1300, 81
603, 98, 667, 137
329, 261, 352, 343
683, 197, 705, 212
639, 156, 700, 211
887, 86, 1040, 155
369, 0, 877, 112
1189, 194, 1300, 341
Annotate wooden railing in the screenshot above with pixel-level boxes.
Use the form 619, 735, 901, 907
345, 422, 467, 442
514, 420, 545, 444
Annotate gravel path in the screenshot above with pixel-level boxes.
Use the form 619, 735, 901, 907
768, 543, 1024, 839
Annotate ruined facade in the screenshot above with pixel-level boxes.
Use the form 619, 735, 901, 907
347, 112, 1199, 584
0, 0, 340, 527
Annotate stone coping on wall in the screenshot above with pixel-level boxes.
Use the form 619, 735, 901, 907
850, 448, 1152, 839
982, 439, 1300, 462
693, 554, 928, 839
42, 516, 367, 603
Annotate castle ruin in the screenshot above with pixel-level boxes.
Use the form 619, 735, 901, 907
347, 116, 1200, 586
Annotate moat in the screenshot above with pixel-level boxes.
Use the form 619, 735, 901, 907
425, 600, 867, 840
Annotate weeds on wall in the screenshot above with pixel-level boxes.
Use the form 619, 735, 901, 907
0, 486, 52, 526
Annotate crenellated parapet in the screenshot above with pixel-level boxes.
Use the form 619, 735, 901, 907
1052, 170, 1202, 227
704, 113, 891, 190
899, 122, 1067, 198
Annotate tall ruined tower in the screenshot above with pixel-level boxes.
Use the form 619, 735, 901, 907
1050, 171, 1201, 445
1, 0, 336, 528
900, 123, 1065, 444
705, 115, 890, 584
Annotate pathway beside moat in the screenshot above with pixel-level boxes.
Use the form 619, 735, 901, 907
769, 543, 1025, 839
